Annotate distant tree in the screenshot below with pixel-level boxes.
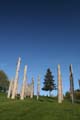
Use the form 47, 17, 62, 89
74, 89, 80, 100
65, 89, 80, 100
65, 91, 70, 99
0, 70, 9, 93
42, 68, 56, 96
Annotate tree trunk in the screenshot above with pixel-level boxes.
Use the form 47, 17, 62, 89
49, 91, 51, 97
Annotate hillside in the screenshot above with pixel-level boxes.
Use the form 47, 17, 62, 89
0, 94, 80, 120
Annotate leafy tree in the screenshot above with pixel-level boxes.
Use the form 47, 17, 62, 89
65, 89, 80, 100
42, 68, 56, 96
74, 89, 80, 100
65, 91, 70, 99
0, 70, 9, 93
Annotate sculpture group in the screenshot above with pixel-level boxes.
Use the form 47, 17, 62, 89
7, 57, 40, 100
7, 57, 75, 103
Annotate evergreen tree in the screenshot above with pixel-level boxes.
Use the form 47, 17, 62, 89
42, 68, 56, 96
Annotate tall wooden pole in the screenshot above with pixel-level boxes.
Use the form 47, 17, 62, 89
78, 80, 80, 90
58, 64, 63, 103
69, 64, 74, 103
11, 57, 21, 99
37, 75, 40, 100
20, 65, 27, 100
7, 79, 14, 98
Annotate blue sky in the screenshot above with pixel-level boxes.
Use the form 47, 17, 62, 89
0, 0, 80, 96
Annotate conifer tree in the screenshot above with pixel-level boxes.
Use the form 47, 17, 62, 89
42, 68, 56, 96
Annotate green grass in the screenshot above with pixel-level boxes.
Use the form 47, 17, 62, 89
0, 93, 80, 120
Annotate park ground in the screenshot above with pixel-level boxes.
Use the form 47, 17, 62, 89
0, 93, 80, 120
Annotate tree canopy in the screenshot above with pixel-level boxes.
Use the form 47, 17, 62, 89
0, 70, 9, 93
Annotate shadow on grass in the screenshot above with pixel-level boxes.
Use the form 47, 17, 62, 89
38, 96, 57, 103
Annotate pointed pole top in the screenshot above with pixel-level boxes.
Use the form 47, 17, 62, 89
69, 64, 73, 73
18, 57, 21, 62
24, 65, 28, 70
58, 64, 61, 71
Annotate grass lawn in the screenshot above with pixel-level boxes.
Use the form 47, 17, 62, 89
0, 93, 80, 120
